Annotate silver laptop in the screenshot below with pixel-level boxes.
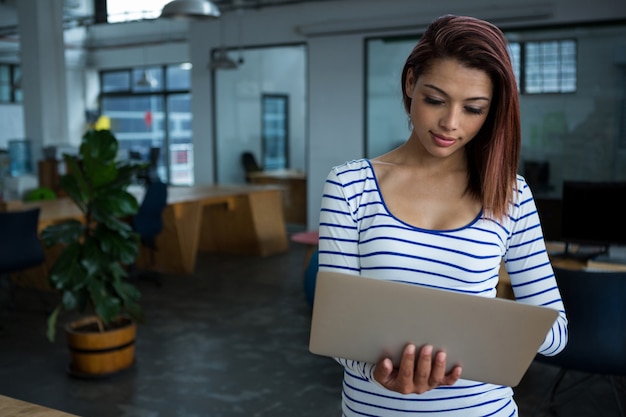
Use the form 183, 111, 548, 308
309, 270, 559, 387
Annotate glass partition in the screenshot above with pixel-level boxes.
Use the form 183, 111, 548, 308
214, 44, 306, 184
366, 23, 626, 199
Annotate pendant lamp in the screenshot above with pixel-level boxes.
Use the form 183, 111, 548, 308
136, 70, 157, 87
160, 0, 221, 20
209, 49, 238, 70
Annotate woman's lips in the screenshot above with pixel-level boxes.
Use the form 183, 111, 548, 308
431, 132, 457, 147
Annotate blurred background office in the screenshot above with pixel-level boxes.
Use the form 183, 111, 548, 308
0, 0, 625, 233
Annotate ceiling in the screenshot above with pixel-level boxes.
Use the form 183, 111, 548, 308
213, 0, 343, 12
0, 0, 345, 61
0, 0, 344, 32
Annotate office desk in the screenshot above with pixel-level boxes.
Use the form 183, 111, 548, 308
10, 184, 289, 277
0, 395, 80, 416
137, 184, 289, 274
246, 170, 306, 225
20, 198, 84, 232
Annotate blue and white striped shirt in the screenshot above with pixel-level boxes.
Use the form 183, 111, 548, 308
318, 159, 568, 417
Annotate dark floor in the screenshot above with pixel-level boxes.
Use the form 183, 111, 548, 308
0, 236, 624, 416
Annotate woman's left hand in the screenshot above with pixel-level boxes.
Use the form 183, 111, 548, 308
373, 343, 462, 395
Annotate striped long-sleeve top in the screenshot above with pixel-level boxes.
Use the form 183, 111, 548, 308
317, 159, 568, 417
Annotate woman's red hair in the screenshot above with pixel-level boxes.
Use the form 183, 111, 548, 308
401, 15, 521, 221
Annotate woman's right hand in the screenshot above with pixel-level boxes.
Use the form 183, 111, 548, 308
373, 344, 462, 395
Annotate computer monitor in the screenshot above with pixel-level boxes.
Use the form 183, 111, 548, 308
560, 181, 626, 254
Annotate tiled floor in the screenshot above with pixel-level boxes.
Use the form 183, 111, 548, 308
0, 238, 624, 416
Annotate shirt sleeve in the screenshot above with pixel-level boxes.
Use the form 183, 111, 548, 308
318, 167, 360, 274
317, 167, 381, 381
503, 181, 568, 356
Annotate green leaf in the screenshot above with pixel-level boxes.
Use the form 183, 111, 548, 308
49, 243, 83, 289
61, 156, 90, 212
92, 225, 139, 264
82, 129, 118, 162
41, 220, 83, 247
88, 279, 121, 324
47, 305, 62, 342
91, 189, 139, 218
113, 280, 144, 323
81, 237, 108, 276
61, 288, 81, 311
115, 162, 147, 186
84, 157, 117, 188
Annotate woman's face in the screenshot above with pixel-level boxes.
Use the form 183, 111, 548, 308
405, 58, 493, 158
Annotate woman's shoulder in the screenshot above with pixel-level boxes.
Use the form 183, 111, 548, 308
514, 174, 533, 200
504, 174, 536, 219
330, 158, 373, 178
333, 158, 371, 171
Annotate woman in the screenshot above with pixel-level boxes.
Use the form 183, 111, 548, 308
317, 15, 568, 416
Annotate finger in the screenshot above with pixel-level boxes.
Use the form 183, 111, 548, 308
397, 344, 417, 392
414, 344, 433, 383
373, 357, 394, 384
429, 351, 447, 386
443, 365, 463, 385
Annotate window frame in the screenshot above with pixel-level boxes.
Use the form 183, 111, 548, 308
508, 38, 578, 95
261, 93, 290, 170
0, 63, 22, 103
99, 63, 193, 185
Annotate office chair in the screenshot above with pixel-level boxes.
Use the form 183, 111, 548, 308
146, 147, 161, 182
241, 151, 262, 180
131, 180, 168, 286
531, 266, 626, 417
0, 208, 47, 326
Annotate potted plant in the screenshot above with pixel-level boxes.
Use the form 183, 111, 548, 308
41, 128, 146, 377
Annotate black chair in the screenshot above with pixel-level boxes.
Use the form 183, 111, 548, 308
241, 151, 262, 179
531, 266, 626, 417
131, 147, 161, 184
146, 147, 161, 182
0, 208, 47, 324
131, 181, 168, 286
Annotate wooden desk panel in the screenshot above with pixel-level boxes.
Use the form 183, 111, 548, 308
247, 170, 307, 225
0, 395, 80, 417
18, 198, 83, 232
137, 185, 289, 275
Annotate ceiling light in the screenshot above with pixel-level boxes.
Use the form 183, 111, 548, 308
209, 49, 239, 70
160, 0, 221, 20
136, 70, 157, 87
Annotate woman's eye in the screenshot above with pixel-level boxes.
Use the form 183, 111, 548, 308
424, 96, 443, 106
466, 107, 484, 115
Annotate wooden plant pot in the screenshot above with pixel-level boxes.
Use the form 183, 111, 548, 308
65, 316, 136, 378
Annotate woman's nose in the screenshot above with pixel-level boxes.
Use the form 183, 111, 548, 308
439, 107, 460, 131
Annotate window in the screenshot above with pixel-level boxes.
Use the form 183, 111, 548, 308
525, 40, 576, 93
261, 94, 289, 170
507, 42, 521, 92
508, 39, 577, 94
0, 63, 21, 103
105, 0, 171, 23
99, 63, 193, 185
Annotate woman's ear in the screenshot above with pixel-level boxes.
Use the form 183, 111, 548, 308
405, 68, 416, 98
